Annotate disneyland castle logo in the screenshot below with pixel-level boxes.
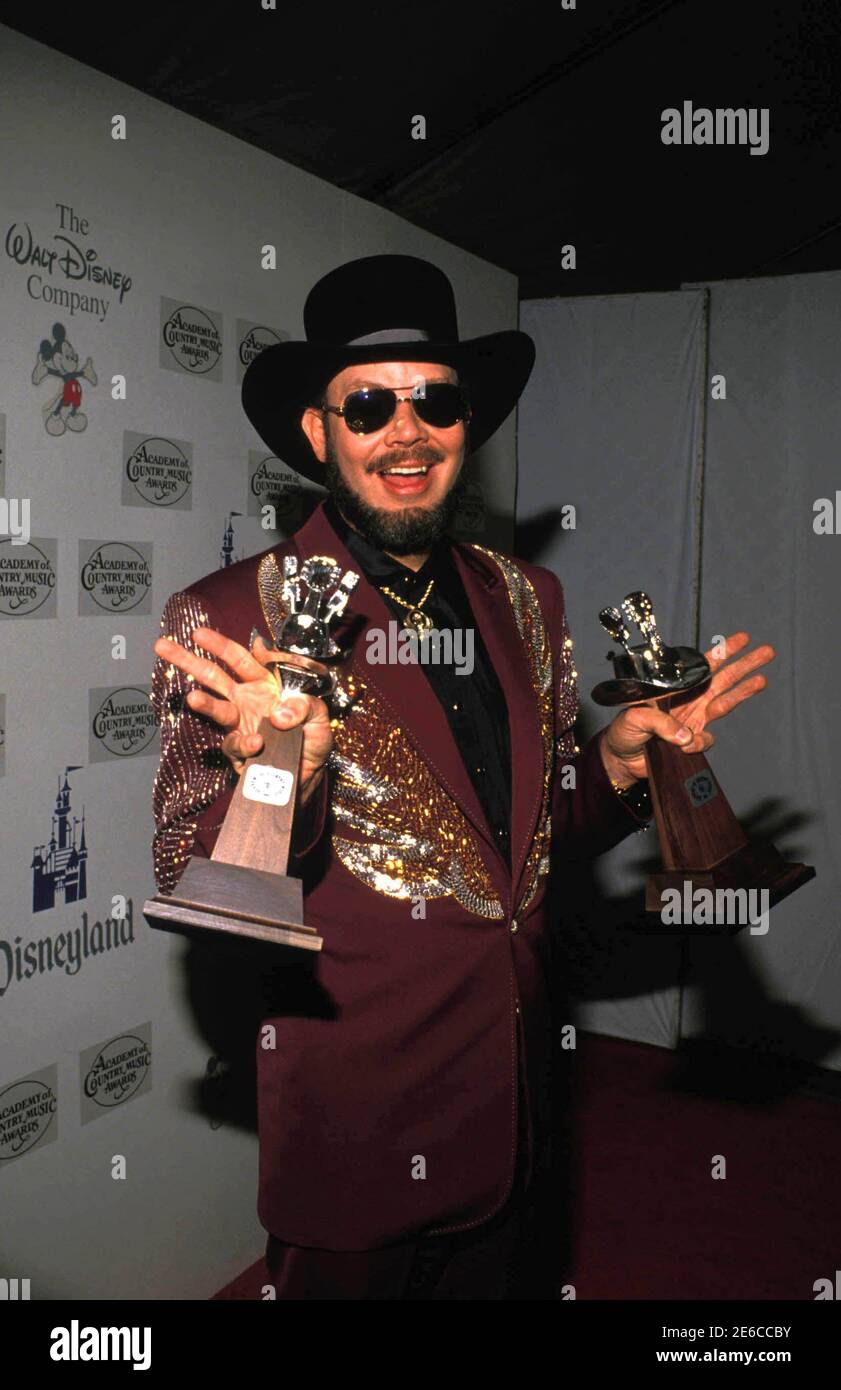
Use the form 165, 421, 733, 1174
31, 766, 88, 913
220, 511, 243, 568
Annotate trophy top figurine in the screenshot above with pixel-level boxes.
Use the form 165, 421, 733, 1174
591, 590, 712, 707
252, 552, 360, 701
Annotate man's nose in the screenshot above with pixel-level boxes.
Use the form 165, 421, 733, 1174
384, 398, 427, 443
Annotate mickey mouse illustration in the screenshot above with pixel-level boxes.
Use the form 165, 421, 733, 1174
31, 322, 98, 435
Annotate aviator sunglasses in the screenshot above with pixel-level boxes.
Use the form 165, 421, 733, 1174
321, 382, 472, 435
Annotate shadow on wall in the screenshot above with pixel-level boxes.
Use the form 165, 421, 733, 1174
178, 920, 335, 1134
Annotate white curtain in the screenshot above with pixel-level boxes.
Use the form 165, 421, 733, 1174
518, 290, 707, 1051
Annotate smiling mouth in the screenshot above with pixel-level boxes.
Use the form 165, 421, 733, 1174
378, 461, 437, 477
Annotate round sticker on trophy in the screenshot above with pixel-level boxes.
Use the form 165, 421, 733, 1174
243, 764, 294, 806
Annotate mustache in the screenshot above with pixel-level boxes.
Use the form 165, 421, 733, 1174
367, 447, 444, 474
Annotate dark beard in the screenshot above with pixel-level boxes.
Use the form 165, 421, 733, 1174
322, 445, 470, 555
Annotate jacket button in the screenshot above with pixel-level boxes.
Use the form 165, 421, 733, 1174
510, 918, 519, 934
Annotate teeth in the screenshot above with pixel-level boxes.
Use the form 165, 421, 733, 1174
382, 466, 428, 476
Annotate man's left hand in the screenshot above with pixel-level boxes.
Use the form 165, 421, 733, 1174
600, 631, 776, 788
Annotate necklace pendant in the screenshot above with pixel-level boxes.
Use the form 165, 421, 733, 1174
406, 609, 433, 637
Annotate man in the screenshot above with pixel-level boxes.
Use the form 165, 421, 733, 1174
150, 254, 773, 1299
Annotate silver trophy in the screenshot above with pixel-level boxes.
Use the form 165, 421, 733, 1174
143, 553, 361, 952
592, 590, 710, 706
251, 553, 359, 699
589, 587, 815, 929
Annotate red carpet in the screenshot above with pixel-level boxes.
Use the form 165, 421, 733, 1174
214, 1031, 841, 1300
568, 1033, 840, 1300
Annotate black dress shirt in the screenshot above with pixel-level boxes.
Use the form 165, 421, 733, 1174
322, 496, 512, 866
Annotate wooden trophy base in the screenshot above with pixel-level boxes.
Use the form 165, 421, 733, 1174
144, 720, 323, 951
645, 843, 816, 933
143, 857, 321, 950
642, 724, 815, 935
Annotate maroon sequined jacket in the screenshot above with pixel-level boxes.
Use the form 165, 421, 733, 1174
150, 500, 645, 1250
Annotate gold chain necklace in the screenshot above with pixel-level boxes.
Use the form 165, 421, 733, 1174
380, 577, 435, 637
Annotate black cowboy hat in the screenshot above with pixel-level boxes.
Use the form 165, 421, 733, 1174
241, 253, 535, 485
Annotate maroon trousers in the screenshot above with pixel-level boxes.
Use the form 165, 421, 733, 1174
264, 1072, 560, 1300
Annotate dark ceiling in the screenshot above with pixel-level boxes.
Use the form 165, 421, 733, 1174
5, 0, 841, 298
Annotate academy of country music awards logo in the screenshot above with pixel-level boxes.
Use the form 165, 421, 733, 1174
0, 1069, 58, 1161
0, 540, 154, 616
89, 688, 159, 761
159, 304, 289, 385
0, 538, 57, 617
0, 1027, 153, 1164
79, 541, 153, 614
160, 299, 223, 377
80, 1028, 152, 1117
122, 433, 193, 510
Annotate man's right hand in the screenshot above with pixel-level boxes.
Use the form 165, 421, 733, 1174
153, 626, 334, 805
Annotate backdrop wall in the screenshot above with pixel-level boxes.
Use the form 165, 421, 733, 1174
0, 24, 520, 1299
684, 271, 841, 1073
518, 275, 839, 1075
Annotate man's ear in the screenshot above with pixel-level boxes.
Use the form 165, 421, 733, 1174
300, 406, 327, 464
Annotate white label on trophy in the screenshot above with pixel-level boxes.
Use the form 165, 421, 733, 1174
242, 764, 293, 806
